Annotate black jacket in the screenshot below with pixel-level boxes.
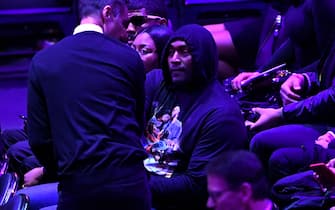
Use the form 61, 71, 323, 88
28, 31, 147, 179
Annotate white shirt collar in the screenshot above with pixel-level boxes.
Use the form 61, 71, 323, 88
73, 24, 103, 35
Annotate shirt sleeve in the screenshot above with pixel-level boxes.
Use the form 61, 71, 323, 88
283, 86, 335, 124
27, 58, 58, 179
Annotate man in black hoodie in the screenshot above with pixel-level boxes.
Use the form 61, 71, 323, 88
144, 24, 248, 210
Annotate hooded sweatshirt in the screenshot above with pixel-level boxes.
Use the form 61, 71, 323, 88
144, 24, 248, 210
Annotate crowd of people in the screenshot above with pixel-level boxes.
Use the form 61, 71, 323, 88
1, 0, 335, 209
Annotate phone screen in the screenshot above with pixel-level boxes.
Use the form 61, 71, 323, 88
310, 163, 335, 190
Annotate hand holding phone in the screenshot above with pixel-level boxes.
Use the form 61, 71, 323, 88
310, 163, 335, 191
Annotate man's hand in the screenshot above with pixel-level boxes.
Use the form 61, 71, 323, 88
326, 158, 335, 178
327, 158, 335, 168
315, 131, 335, 149
231, 72, 260, 90
247, 107, 283, 132
23, 167, 44, 187
280, 73, 305, 105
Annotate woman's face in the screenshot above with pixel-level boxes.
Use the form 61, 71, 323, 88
132, 32, 159, 73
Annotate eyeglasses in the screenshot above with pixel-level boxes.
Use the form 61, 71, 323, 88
128, 15, 165, 27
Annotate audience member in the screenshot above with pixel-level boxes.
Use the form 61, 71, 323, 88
17, 23, 248, 210
132, 24, 172, 73
9, 25, 173, 184
248, 42, 335, 168
0, 128, 27, 156
0, 122, 29, 176
0, 116, 27, 156
231, 0, 319, 90
205, 0, 290, 80
27, 1, 150, 210
144, 24, 248, 210
271, 155, 335, 209
246, 0, 335, 170
7, 141, 40, 182
268, 130, 335, 183
1, 2, 169, 162
4, 0, 171, 184
126, 0, 168, 45
248, 1, 335, 178
206, 150, 278, 210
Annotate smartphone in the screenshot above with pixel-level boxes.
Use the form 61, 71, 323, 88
310, 163, 335, 190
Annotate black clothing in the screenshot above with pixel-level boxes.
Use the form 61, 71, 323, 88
0, 129, 27, 157
146, 24, 248, 210
28, 30, 150, 210
226, 3, 287, 71
28, 31, 147, 177
261, 0, 319, 72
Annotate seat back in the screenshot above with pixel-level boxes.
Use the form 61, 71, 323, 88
0, 194, 29, 210
0, 173, 19, 205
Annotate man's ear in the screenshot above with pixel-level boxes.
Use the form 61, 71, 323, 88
239, 182, 253, 203
160, 18, 168, 25
102, 5, 114, 22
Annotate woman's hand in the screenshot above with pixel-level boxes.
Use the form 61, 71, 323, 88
231, 72, 260, 90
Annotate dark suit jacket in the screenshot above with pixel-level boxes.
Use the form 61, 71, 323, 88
27, 31, 147, 179
283, 38, 335, 126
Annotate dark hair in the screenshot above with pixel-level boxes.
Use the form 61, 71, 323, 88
128, 0, 168, 19
78, 0, 128, 19
207, 150, 270, 200
155, 108, 171, 119
138, 25, 172, 64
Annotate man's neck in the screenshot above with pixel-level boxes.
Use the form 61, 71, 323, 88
73, 17, 104, 35
80, 16, 102, 26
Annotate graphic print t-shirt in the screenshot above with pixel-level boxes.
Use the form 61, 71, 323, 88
144, 102, 183, 178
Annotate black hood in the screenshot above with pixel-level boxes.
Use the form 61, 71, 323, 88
161, 24, 218, 88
